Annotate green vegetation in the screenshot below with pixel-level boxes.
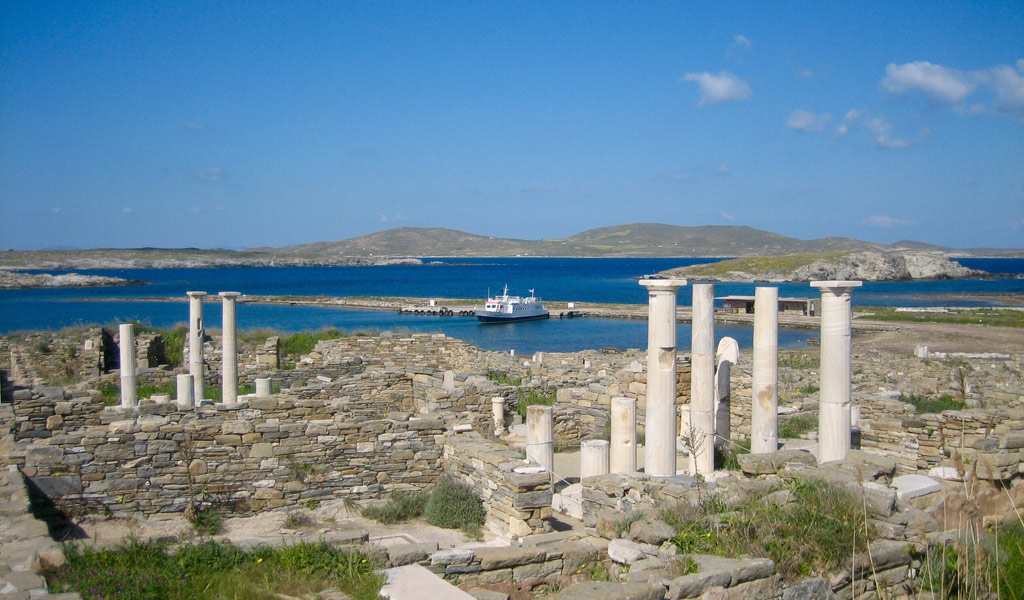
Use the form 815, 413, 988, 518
778, 413, 818, 439
516, 389, 556, 419
918, 520, 1024, 599
99, 384, 118, 406
796, 383, 820, 395
362, 478, 484, 536
858, 307, 1024, 328
136, 324, 187, 366
661, 477, 869, 581
778, 352, 819, 370
47, 539, 383, 600
715, 439, 750, 471
486, 370, 523, 386
900, 393, 964, 415
662, 252, 849, 279
277, 328, 346, 367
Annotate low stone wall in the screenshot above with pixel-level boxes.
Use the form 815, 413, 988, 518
443, 434, 552, 538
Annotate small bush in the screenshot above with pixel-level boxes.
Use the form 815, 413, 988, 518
778, 413, 817, 439
423, 478, 485, 534
486, 370, 523, 386
516, 389, 556, 419
99, 384, 119, 406
361, 491, 429, 524
900, 393, 964, 415
189, 507, 222, 536
279, 329, 345, 359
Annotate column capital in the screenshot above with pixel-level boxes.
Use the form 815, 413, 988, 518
639, 277, 688, 292
810, 280, 863, 292
186, 291, 208, 298
219, 291, 242, 299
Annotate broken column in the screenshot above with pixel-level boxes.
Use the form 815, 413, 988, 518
492, 397, 506, 435
751, 286, 779, 454
187, 291, 207, 404
580, 439, 610, 479
255, 377, 272, 397
811, 280, 862, 463
690, 283, 715, 475
219, 292, 241, 404
176, 373, 194, 407
118, 323, 136, 408
526, 405, 554, 476
610, 396, 637, 474
638, 277, 687, 477
714, 337, 739, 448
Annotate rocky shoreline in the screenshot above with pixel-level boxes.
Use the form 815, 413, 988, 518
0, 270, 146, 289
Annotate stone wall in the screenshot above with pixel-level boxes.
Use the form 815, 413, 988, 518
443, 435, 552, 538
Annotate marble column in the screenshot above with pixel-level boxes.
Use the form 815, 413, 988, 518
176, 373, 194, 407
610, 396, 637, 474
714, 337, 739, 448
118, 323, 136, 408
690, 283, 715, 475
492, 397, 506, 435
219, 292, 241, 404
751, 287, 779, 454
255, 377, 272, 397
811, 280, 862, 463
187, 291, 207, 404
638, 278, 687, 477
580, 439, 610, 479
526, 405, 554, 475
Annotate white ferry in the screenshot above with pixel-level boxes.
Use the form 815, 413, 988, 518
475, 285, 550, 323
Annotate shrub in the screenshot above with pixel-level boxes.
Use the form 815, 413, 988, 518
423, 478, 485, 534
486, 370, 523, 386
361, 491, 429, 524
778, 413, 817, 439
516, 389, 555, 419
900, 393, 964, 415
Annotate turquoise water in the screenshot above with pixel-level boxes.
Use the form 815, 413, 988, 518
2, 257, 1021, 354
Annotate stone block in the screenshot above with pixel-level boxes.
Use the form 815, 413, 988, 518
387, 542, 439, 567
552, 581, 664, 600
607, 539, 655, 565
891, 474, 941, 500
512, 559, 562, 581
474, 547, 545, 570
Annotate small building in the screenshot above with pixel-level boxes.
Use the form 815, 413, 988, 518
716, 295, 816, 316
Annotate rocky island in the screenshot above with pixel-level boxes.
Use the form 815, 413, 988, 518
656, 251, 986, 282
0, 270, 145, 289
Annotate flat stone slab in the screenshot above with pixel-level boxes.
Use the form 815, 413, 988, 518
551, 581, 664, 600
891, 474, 942, 500
928, 466, 962, 481
380, 564, 476, 600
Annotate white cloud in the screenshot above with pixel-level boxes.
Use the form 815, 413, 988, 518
681, 71, 752, 106
121, 207, 134, 215
864, 215, 914, 228
720, 211, 736, 221
833, 108, 862, 137
733, 35, 751, 48
200, 167, 223, 182
50, 207, 62, 214
881, 61, 976, 103
795, 69, 815, 80
186, 122, 204, 131
717, 165, 731, 175
785, 109, 831, 133
865, 117, 911, 149
990, 60, 1024, 115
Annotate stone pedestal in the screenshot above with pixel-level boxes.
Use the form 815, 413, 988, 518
638, 277, 687, 477
118, 323, 136, 408
187, 291, 207, 404
219, 292, 241, 404
714, 337, 739, 448
751, 287, 779, 454
580, 440, 610, 479
526, 405, 554, 476
176, 374, 194, 407
610, 396, 637, 473
690, 283, 715, 475
492, 397, 506, 435
811, 280, 862, 463
255, 377, 272, 397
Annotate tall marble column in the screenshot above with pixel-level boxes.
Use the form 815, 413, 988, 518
526, 405, 554, 475
580, 440, 610, 479
187, 291, 207, 403
118, 323, 137, 408
610, 396, 637, 474
811, 280, 862, 463
638, 278, 687, 477
690, 283, 715, 475
714, 337, 739, 448
751, 287, 779, 454
219, 292, 241, 404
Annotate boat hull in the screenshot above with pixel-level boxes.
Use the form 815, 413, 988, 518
475, 311, 550, 323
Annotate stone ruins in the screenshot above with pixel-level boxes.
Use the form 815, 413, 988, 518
0, 284, 1022, 599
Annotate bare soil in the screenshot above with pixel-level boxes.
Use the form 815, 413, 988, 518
852, 321, 1024, 355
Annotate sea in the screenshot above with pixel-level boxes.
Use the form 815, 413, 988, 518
1, 257, 1021, 355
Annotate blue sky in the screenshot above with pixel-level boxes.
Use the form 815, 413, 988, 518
2, 1, 1022, 250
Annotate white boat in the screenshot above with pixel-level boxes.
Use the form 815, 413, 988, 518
475, 285, 550, 323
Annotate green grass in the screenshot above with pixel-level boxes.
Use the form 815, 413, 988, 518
516, 389, 556, 419
858, 307, 1024, 328
486, 370, 523, 386
715, 439, 750, 471
670, 252, 849, 278
900, 393, 964, 415
778, 413, 818, 439
46, 539, 384, 600
918, 520, 1024, 599
661, 477, 869, 581
778, 351, 820, 370
361, 478, 484, 537
136, 324, 187, 366
361, 491, 429, 524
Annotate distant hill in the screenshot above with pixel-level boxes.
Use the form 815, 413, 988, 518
277, 223, 898, 258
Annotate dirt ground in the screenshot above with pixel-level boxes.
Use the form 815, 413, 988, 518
852, 321, 1024, 355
